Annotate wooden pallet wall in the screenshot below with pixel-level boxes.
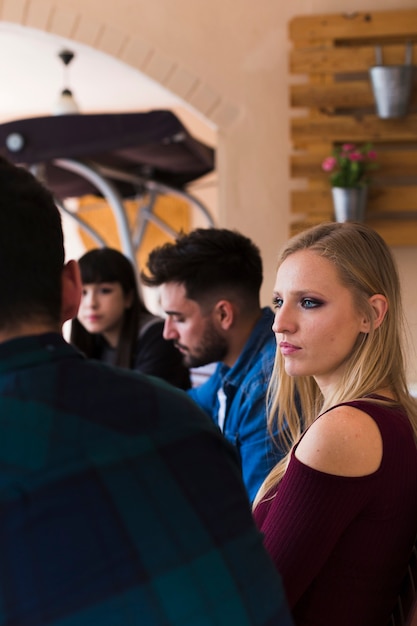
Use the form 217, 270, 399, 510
289, 9, 417, 245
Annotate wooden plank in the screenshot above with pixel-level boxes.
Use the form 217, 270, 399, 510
289, 219, 417, 246
364, 220, 417, 246
291, 215, 357, 232
291, 151, 417, 179
292, 186, 417, 215
290, 44, 417, 74
291, 114, 417, 145
291, 80, 417, 110
289, 10, 417, 42
291, 81, 372, 109
292, 189, 332, 214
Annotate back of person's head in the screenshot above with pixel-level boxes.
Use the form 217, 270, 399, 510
0, 157, 64, 330
141, 228, 263, 311
71, 248, 147, 367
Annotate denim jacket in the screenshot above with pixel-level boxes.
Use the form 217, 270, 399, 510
188, 307, 284, 503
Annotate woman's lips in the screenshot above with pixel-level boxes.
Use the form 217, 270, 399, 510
84, 315, 101, 323
279, 341, 301, 356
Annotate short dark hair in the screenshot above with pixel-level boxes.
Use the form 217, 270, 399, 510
70, 248, 148, 368
141, 228, 263, 309
0, 157, 64, 329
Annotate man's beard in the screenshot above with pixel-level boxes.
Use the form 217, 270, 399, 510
177, 320, 228, 369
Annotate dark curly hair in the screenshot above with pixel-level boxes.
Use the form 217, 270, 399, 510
141, 228, 263, 311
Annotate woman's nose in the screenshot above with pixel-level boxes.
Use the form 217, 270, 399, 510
83, 290, 97, 307
272, 310, 280, 334
272, 306, 296, 335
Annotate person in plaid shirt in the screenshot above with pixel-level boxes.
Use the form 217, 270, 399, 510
0, 156, 292, 626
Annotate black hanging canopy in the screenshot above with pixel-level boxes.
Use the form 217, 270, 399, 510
0, 109, 216, 269
0, 109, 215, 199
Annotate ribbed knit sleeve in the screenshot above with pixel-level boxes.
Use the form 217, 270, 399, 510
254, 453, 375, 606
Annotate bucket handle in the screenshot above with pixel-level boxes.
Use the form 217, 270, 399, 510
374, 42, 413, 67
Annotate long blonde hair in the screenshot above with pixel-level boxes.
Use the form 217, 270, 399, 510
254, 222, 417, 507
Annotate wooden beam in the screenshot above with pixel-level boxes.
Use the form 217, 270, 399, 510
291, 81, 417, 109
291, 187, 417, 215
291, 114, 417, 145
291, 151, 417, 179
289, 10, 417, 42
290, 43, 417, 74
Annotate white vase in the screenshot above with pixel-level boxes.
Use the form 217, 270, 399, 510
331, 187, 368, 223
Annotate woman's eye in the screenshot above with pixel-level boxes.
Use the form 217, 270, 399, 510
301, 298, 321, 309
272, 297, 283, 309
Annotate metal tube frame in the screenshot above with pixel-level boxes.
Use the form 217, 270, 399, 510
52, 158, 215, 270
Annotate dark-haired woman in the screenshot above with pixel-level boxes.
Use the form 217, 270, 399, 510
70, 247, 191, 390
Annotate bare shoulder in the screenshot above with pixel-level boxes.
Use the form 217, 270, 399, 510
295, 404, 383, 477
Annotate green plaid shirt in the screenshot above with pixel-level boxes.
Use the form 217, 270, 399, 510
0, 333, 292, 626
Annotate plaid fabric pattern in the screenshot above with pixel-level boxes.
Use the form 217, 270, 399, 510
0, 333, 292, 626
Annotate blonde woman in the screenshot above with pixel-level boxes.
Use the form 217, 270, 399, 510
253, 222, 417, 626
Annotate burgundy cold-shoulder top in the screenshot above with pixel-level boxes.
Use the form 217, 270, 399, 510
254, 399, 417, 626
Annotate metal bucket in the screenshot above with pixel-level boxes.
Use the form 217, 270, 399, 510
331, 187, 368, 223
369, 65, 414, 118
369, 43, 415, 119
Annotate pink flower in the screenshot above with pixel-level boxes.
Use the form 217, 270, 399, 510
348, 151, 363, 161
322, 156, 337, 172
322, 142, 378, 186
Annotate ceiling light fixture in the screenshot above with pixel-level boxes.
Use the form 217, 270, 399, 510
53, 49, 80, 116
